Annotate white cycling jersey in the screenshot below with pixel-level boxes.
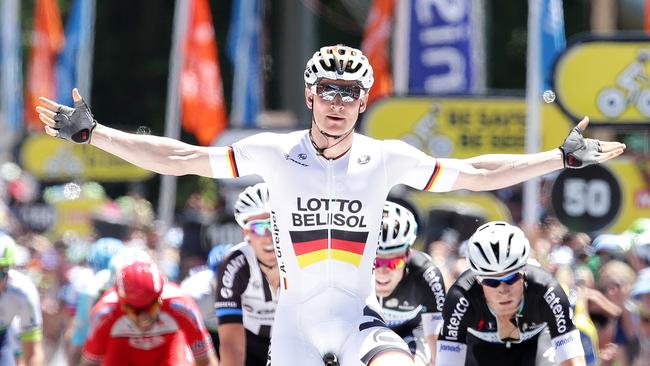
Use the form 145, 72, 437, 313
209, 131, 460, 365
0, 269, 43, 341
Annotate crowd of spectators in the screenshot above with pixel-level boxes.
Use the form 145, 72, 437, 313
1, 158, 650, 366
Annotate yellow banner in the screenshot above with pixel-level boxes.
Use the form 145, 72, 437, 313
49, 198, 106, 238
555, 38, 650, 124
363, 97, 572, 158
20, 134, 154, 181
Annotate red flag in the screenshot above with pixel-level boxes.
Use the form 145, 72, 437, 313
646, 0, 650, 33
24, 0, 64, 130
361, 0, 395, 106
180, 0, 227, 146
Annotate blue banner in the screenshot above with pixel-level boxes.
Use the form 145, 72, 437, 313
56, 0, 94, 105
408, 0, 480, 95
539, 0, 565, 92
56, 0, 83, 106
0, 0, 23, 134
227, 0, 262, 127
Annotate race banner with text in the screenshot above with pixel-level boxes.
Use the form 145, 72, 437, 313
405, 0, 483, 94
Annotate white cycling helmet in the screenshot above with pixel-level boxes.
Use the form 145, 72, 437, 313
234, 183, 271, 228
466, 221, 530, 277
378, 201, 417, 255
304, 44, 374, 91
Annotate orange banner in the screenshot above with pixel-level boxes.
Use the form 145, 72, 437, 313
646, 0, 650, 33
361, 0, 395, 106
180, 0, 227, 146
24, 0, 64, 131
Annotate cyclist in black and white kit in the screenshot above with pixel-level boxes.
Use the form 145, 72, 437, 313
436, 222, 586, 366
216, 183, 278, 366
375, 202, 445, 366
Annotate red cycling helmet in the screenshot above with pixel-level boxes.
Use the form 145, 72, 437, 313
115, 260, 165, 308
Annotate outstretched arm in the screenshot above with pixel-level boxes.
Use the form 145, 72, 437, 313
449, 117, 625, 192
36, 89, 216, 177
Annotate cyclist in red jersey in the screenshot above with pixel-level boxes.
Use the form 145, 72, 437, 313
81, 260, 218, 366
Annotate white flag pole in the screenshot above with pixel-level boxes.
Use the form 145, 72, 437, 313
0, 0, 21, 162
158, 0, 190, 234
523, 0, 542, 227
392, 0, 410, 95
78, 0, 96, 105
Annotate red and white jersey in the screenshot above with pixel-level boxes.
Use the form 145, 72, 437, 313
81, 283, 213, 366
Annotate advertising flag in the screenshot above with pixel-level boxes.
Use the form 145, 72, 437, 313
361, 0, 395, 106
227, 0, 263, 127
180, 0, 227, 146
56, 0, 96, 107
25, 0, 64, 130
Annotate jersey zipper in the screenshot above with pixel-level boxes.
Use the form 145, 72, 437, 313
326, 158, 333, 288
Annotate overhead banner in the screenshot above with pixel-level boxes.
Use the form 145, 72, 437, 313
554, 36, 650, 125
20, 134, 154, 181
400, 0, 484, 94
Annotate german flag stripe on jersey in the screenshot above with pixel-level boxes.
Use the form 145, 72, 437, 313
227, 146, 239, 177
289, 229, 368, 268
424, 162, 441, 191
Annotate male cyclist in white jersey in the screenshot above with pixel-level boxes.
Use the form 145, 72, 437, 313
0, 233, 44, 366
436, 222, 586, 366
36, 44, 624, 366
375, 201, 446, 366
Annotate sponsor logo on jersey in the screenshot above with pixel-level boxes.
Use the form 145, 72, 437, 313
284, 154, 309, 167
544, 287, 568, 333
446, 296, 469, 341
381, 306, 423, 327
423, 266, 446, 312
215, 301, 238, 308
292, 197, 368, 228
190, 339, 209, 354
289, 229, 368, 268
440, 343, 463, 352
554, 334, 575, 348
128, 335, 166, 350
358, 155, 370, 164
385, 298, 399, 307
271, 211, 287, 274
221, 254, 247, 298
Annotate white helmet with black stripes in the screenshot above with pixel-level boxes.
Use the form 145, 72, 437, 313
304, 44, 374, 91
234, 183, 271, 228
377, 201, 417, 255
466, 221, 530, 277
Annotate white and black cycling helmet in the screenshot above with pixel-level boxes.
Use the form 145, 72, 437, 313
304, 44, 374, 91
467, 221, 530, 277
234, 183, 271, 228
378, 201, 417, 255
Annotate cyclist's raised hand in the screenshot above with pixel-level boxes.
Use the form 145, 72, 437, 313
559, 117, 626, 168
36, 88, 97, 144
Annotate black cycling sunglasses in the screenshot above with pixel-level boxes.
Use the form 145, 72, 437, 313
312, 83, 364, 102
0, 268, 8, 280
479, 272, 523, 288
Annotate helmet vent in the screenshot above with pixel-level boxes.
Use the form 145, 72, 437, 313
473, 241, 490, 264
506, 233, 514, 258
393, 220, 400, 239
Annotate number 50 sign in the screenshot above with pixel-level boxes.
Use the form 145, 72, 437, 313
551, 164, 623, 233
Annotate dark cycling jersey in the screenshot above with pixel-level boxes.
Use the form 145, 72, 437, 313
215, 242, 277, 366
436, 264, 584, 366
377, 250, 445, 363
